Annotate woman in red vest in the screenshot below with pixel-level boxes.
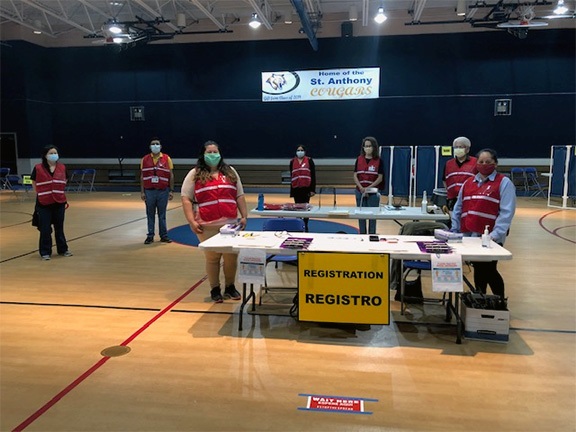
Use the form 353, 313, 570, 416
443, 136, 478, 210
30, 145, 72, 260
290, 145, 316, 232
181, 140, 248, 303
451, 148, 516, 304
353, 136, 384, 234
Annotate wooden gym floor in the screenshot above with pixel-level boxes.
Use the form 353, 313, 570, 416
0, 190, 575, 431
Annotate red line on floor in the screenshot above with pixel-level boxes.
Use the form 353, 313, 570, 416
11, 275, 208, 432
539, 209, 576, 244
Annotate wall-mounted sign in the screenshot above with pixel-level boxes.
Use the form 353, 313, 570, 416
261, 68, 380, 102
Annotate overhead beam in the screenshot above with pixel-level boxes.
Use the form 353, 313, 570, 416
19, 0, 94, 34
0, 10, 56, 37
291, 0, 318, 51
132, 0, 180, 31
185, 0, 226, 30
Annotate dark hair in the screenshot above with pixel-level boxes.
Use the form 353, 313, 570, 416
194, 140, 237, 183
41, 145, 59, 169
361, 136, 380, 158
476, 148, 498, 163
296, 145, 306, 152
150, 137, 161, 145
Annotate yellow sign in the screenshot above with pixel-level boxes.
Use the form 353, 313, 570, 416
22, 175, 32, 185
441, 146, 453, 156
298, 252, 389, 325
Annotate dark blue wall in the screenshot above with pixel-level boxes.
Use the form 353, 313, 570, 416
1, 29, 574, 160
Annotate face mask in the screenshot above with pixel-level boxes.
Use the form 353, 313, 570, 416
296, 151, 305, 158
364, 147, 373, 155
204, 153, 221, 167
150, 144, 161, 154
453, 148, 466, 158
477, 163, 495, 176
46, 154, 59, 163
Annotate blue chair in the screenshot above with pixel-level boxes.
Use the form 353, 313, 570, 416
510, 167, 528, 194
396, 221, 449, 315
261, 217, 306, 302
0, 167, 10, 189
524, 167, 547, 198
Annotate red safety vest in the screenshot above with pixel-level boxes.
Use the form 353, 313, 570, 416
141, 153, 171, 190
291, 156, 312, 188
194, 174, 238, 223
460, 173, 504, 234
355, 156, 382, 191
35, 163, 67, 205
445, 157, 477, 199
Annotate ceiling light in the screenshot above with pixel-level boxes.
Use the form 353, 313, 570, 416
284, 11, 293, 24
249, 13, 261, 29
456, 0, 466, 16
349, 5, 358, 22
112, 37, 124, 43
554, 0, 568, 14
33, 30, 42, 34
107, 23, 123, 34
374, 7, 387, 24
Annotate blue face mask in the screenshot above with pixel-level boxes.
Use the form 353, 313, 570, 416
204, 153, 221, 167
47, 154, 59, 163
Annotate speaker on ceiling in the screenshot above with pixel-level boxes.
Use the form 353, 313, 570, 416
341, 21, 353, 38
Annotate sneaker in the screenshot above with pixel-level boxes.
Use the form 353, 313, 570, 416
144, 237, 154, 245
224, 284, 241, 301
210, 287, 223, 303
160, 237, 172, 243
59, 251, 73, 257
41, 255, 51, 261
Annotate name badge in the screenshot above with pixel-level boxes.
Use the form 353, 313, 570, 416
151, 176, 159, 183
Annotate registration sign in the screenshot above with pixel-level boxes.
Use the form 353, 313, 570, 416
297, 252, 389, 324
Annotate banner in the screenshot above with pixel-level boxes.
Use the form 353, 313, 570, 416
261, 68, 380, 102
297, 251, 389, 324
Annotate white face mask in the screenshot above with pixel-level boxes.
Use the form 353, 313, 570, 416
453, 148, 466, 158
296, 150, 305, 158
150, 144, 161, 154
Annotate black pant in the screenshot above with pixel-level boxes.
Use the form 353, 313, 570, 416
292, 188, 311, 232
471, 260, 505, 298
37, 203, 68, 256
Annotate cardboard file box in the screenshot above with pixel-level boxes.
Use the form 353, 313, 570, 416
461, 303, 510, 343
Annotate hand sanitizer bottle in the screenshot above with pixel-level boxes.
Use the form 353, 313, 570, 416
421, 191, 428, 214
482, 225, 491, 248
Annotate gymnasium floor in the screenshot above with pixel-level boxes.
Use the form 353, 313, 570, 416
0, 190, 575, 431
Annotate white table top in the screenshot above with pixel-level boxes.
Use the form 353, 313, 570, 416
199, 232, 512, 262
250, 205, 448, 221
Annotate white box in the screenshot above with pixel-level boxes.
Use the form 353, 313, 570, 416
461, 303, 510, 343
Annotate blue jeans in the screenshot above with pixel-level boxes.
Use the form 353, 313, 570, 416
355, 190, 379, 234
37, 203, 68, 256
144, 188, 169, 238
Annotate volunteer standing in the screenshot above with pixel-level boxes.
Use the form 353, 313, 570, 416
181, 140, 248, 303
353, 136, 384, 234
140, 137, 174, 244
451, 148, 516, 301
31, 145, 72, 260
289, 145, 316, 232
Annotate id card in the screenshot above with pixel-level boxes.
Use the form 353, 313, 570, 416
151, 176, 159, 183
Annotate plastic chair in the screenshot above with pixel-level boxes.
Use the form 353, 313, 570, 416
5, 174, 31, 200
82, 168, 96, 192
67, 169, 85, 192
261, 217, 306, 302
390, 221, 449, 314
0, 167, 10, 189
510, 167, 528, 193
524, 167, 547, 198
318, 186, 336, 208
